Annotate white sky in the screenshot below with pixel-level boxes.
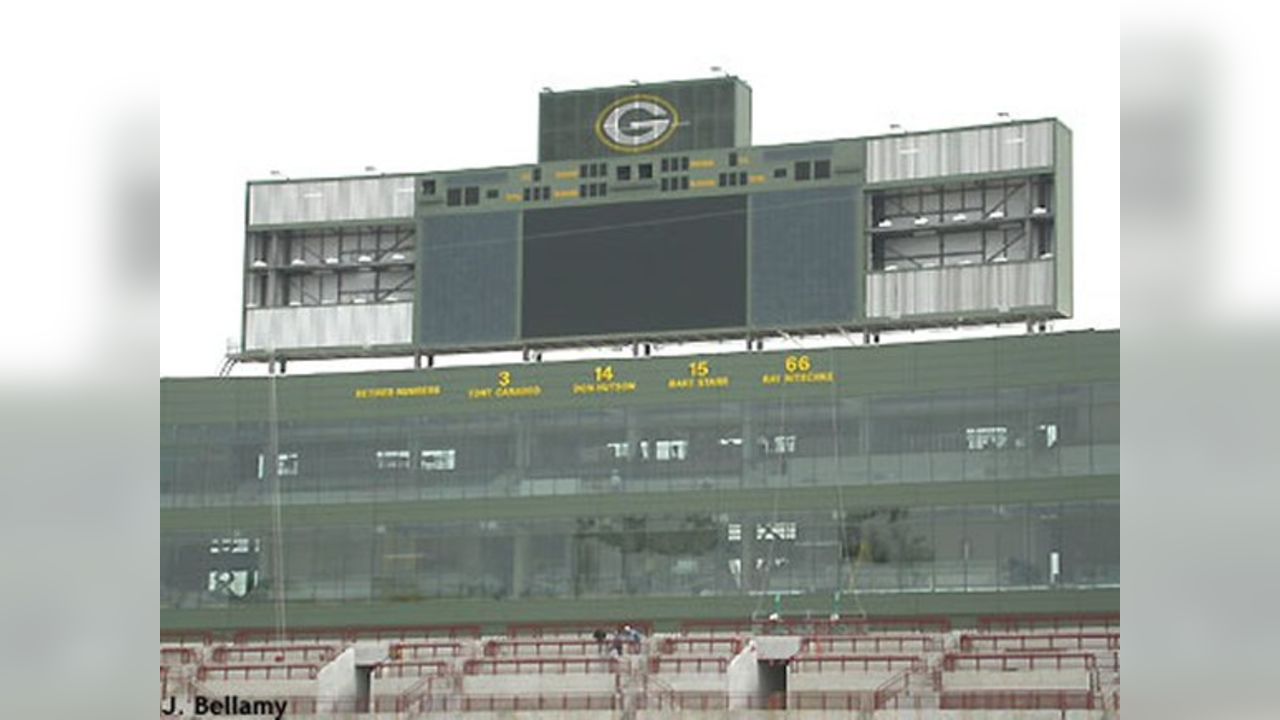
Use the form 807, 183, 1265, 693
161, 1, 1119, 377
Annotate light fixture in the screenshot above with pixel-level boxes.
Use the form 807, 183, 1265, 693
251, 259, 268, 268
324, 256, 339, 264
885, 264, 899, 272
390, 252, 406, 261
877, 219, 893, 228
630, 79, 640, 85
290, 258, 306, 266
988, 209, 1005, 219
913, 216, 929, 225
541, 86, 553, 93
952, 213, 967, 222
997, 111, 1011, 121
1031, 206, 1048, 215
352, 297, 366, 304
364, 165, 378, 173
357, 254, 373, 263
1040, 251, 1054, 259
992, 255, 1008, 263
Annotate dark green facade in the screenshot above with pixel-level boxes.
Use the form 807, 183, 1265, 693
161, 330, 1118, 632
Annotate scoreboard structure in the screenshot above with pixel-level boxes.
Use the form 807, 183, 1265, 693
240, 77, 1072, 361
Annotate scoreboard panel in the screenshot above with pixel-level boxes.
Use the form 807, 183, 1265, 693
522, 195, 748, 339
239, 75, 1071, 361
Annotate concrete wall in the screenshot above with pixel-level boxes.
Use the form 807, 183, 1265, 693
316, 647, 357, 704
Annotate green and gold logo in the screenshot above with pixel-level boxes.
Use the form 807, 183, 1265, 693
595, 94, 679, 153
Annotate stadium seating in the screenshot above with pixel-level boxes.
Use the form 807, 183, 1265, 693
158, 613, 1120, 716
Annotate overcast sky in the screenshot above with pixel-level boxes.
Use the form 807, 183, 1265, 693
161, 2, 1119, 377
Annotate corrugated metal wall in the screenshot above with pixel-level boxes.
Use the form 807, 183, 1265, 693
248, 177, 416, 226
866, 121, 1054, 184
866, 259, 1054, 319
244, 304, 413, 350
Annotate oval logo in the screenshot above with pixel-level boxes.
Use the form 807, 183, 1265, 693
595, 94, 680, 153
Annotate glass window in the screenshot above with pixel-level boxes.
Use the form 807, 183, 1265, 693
794, 161, 812, 181
638, 163, 653, 179
814, 159, 831, 179
421, 449, 456, 471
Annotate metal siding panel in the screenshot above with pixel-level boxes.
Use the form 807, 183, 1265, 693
866, 260, 1055, 319
248, 177, 415, 226
244, 305, 412, 350
866, 121, 1056, 183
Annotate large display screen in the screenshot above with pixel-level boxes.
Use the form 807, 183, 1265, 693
521, 195, 747, 339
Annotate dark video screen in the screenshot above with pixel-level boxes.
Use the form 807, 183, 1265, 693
521, 195, 747, 339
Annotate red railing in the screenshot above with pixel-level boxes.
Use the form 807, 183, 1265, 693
680, 615, 951, 636
211, 644, 338, 664
371, 660, 450, 678
659, 635, 744, 656
196, 663, 319, 681
484, 637, 636, 657
463, 657, 617, 675
460, 694, 620, 711
389, 641, 468, 659
960, 631, 1119, 653
161, 647, 199, 665
942, 652, 1096, 672
800, 634, 937, 655
505, 620, 653, 638
232, 623, 482, 645
977, 612, 1119, 633
790, 691, 879, 711
791, 654, 924, 674
940, 690, 1096, 710
648, 655, 731, 674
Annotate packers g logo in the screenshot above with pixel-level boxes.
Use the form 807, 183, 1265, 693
595, 94, 680, 153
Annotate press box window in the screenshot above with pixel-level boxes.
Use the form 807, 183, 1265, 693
421, 449, 456, 471
464, 187, 480, 205
638, 163, 653, 179
532, 168, 542, 182
660, 158, 670, 173
617, 165, 631, 181
375, 450, 411, 470
258, 452, 299, 478
728, 152, 738, 167
773, 168, 787, 178
446, 188, 462, 206
794, 161, 812, 181
485, 188, 499, 199
814, 159, 831, 179
422, 179, 436, 195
